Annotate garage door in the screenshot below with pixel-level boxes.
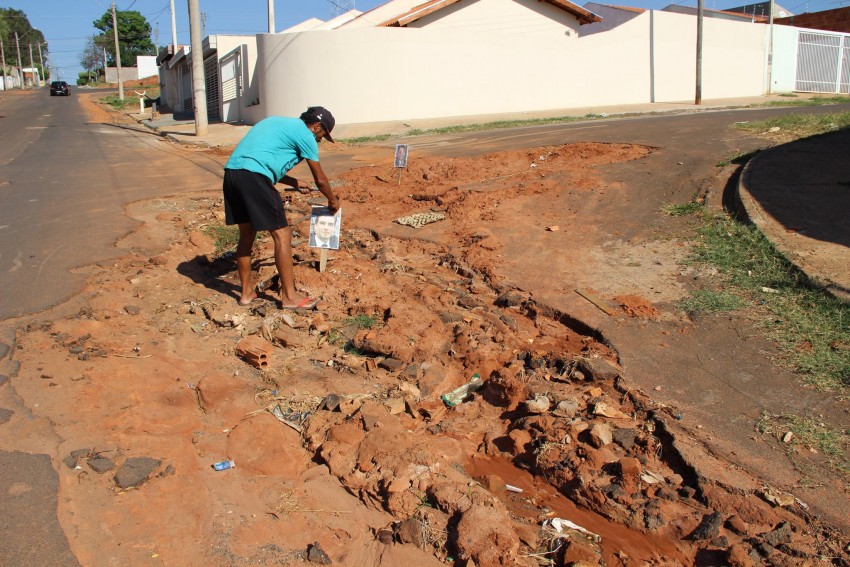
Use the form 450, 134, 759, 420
795, 30, 850, 94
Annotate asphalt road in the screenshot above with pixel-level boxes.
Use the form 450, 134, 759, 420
0, 87, 225, 321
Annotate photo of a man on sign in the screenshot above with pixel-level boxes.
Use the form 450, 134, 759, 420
309, 206, 341, 250
394, 144, 409, 168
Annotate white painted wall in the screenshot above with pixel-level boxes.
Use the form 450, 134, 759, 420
137, 55, 158, 79
255, 12, 768, 126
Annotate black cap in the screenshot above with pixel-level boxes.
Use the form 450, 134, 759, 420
308, 106, 335, 143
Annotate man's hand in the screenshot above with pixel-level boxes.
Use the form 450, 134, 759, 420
297, 179, 313, 194
326, 196, 340, 213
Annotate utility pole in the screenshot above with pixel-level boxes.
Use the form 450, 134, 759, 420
171, 0, 178, 47
202, 12, 207, 37
15, 32, 24, 88
28, 43, 37, 86
103, 47, 108, 82
0, 36, 7, 90
111, 1, 124, 100
188, 0, 208, 135
695, 0, 703, 105
268, 0, 276, 33
766, 0, 775, 94
37, 43, 44, 82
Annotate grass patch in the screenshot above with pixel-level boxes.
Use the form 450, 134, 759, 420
99, 87, 160, 111
662, 201, 705, 217
735, 110, 850, 140
683, 213, 850, 390
757, 412, 850, 477
761, 95, 850, 107
202, 224, 240, 256
344, 314, 379, 329
677, 289, 744, 313
328, 314, 381, 350
716, 149, 759, 167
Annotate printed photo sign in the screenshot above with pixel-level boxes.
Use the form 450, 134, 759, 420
309, 206, 342, 250
394, 144, 409, 168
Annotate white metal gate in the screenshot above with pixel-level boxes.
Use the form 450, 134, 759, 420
204, 54, 221, 121
220, 50, 241, 123
795, 30, 850, 94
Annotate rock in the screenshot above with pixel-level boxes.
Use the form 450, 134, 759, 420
592, 401, 630, 419
524, 395, 551, 414
383, 397, 406, 415
725, 543, 756, 567
272, 327, 307, 349
578, 357, 620, 381
63, 455, 79, 469
401, 364, 420, 381
553, 399, 580, 418
378, 358, 405, 371
507, 428, 532, 455
0, 342, 10, 360
612, 428, 637, 450
113, 457, 161, 489
495, 290, 524, 308
689, 512, 722, 541
499, 313, 518, 330
762, 521, 792, 547
475, 474, 507, 501
307, 542, 332, 564
618, 457, 642, 477
124, 305, 141, 315
376, 529, 394, 545
0, 408, 13, 425
725, 515, 749, 535
69, 345, 84, 355
458, 295, 483, 309
396, 517, 426, 546
319, 393, 343, 412
588, 423, 613, 448
88, 457, 115, 474
710, 535, 730, 549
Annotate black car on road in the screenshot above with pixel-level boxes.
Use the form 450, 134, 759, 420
50, 81, 70, 96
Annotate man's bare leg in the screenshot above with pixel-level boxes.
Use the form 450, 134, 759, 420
269, 226, 313, 307
236, 223, 257, 305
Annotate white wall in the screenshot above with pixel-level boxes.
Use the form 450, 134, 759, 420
137, 56, 158, 79
255, 12, 768, 127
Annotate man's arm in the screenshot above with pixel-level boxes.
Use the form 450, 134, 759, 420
307, 159, 340, 213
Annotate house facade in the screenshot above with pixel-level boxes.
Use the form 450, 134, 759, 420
156, 0, 847, 130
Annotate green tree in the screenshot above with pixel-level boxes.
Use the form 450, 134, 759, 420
93, 9, 155, 68
0, 8, 48, 76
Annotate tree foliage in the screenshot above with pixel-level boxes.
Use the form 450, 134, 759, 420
0, 8, 48, 75
93, 9, 155, 67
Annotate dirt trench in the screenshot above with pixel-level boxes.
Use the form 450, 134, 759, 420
5, 141, 848, 566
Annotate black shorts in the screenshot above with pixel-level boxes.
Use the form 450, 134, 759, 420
223, 169, 288, 231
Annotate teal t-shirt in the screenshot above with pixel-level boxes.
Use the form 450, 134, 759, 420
225, 116, 319, 183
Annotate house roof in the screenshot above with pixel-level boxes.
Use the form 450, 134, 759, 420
598, 4, 646, 14
379, 0, 602, 27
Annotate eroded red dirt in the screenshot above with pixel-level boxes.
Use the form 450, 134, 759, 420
7, 136, 847, 566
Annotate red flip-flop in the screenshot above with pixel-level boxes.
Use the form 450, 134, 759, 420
281, 297, 319, 311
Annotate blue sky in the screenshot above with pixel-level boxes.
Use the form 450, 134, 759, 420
11, 0, 844, 82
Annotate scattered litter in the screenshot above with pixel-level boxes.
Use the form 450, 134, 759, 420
270, 404, 309, 433
505, 484, 523, 493
542, 517, 601, 543
441, 373, 483, 407
546, 225, 559, 232
761, 286, 779, 294
762, 486, 795, 507
212, 460, 235, 471
396, 212, 445, 229
782, 431, 794, 444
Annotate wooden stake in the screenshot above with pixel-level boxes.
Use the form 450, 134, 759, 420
319, 248, 328, 273
397, 167, 403, 185
574, 289, 617, 316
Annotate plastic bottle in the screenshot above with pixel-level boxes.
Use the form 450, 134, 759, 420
441, 373, 483, 407
212, 460, 236, 471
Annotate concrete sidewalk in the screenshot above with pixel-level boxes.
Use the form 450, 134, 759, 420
127, 94, 850, 302
128, 93, 826, 149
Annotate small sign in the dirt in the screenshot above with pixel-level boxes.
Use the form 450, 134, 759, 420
394, 144, 409, 168
309, 206, 341, 250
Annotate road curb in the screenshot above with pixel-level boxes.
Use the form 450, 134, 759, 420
736, 149, 850, 303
